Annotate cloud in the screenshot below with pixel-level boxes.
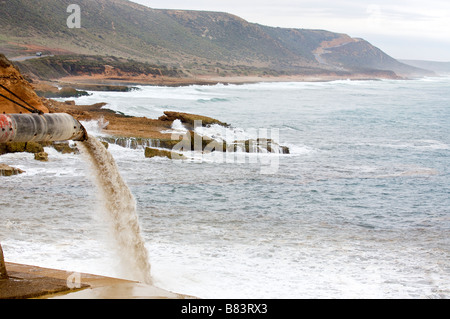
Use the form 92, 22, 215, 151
131, 0, 449, 37
360, 2, 450, 40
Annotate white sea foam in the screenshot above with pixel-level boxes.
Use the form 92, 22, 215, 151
194, 124, 252, 143
360, 139, 450, 151
161, 119, 188, 134
80, 117, 110, 136
283, 143, 317, 156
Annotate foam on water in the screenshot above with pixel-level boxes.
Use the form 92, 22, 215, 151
161, 119, 188, 134
194, 124, 251, 143
80, 118, 110, 137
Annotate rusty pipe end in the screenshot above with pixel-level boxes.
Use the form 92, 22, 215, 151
73, 121, 89, 142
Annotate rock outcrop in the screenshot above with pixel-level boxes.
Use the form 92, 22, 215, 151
100, 124, 290, 155
52, 141, 80, 154
0, 54, 48, 114
0, 54, 290, 159
34, 152, 49, 162
0, 141, 81, 161
144, 147, 186, 160
0, 141, 44, 155
0, 163, 24, 176
159, 111, 229, 129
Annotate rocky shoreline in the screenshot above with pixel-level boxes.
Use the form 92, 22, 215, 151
1, 98, 291, 164
0, 52, 409, 164
45, 102, 291, 159
0, 52, 293, 165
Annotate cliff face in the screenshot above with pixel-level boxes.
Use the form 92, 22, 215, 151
14, 55, 183, 82
0, 54, 48, 114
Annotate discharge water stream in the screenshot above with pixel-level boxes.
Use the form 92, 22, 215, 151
80, 136, 152, 284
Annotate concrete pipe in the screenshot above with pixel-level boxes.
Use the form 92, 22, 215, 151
0, 113, 88, 143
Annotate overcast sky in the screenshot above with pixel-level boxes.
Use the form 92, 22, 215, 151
130, 0, 450, 61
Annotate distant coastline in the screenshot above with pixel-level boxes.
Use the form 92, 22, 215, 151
49, 71, 405, 89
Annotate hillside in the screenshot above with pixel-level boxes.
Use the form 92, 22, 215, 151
0, 0, 432, 79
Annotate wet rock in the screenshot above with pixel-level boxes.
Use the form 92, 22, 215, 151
0, 142, 44, 155
34, 152, 48, 161
3, 142, 27, 153
25, 142, 45, 154
0, 164, 25, 176
158, 138, 183, 150
100, 136, 157, 149
101, 133, 291, 155
159, 111, 229, 129
35, 86, 90, 98
52, 141, 79, 154
144, 147, 186, 160
191, 132, 227, 152
279, 145, 290, 154
232, 138, 290, 154
148, 132, 291, 154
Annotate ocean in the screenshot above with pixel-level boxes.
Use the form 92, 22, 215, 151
1, 77, 449, 298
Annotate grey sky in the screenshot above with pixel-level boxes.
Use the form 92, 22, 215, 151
130, 0, 450, 61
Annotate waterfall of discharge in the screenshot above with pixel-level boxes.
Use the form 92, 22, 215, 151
80, 136, 152, 284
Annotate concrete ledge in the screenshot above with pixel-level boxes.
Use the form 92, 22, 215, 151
0, 263, 88, 299
0, 272, 87, 299
1, 263, 196, 299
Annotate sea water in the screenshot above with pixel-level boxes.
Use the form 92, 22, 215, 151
1, 77, 449, 298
